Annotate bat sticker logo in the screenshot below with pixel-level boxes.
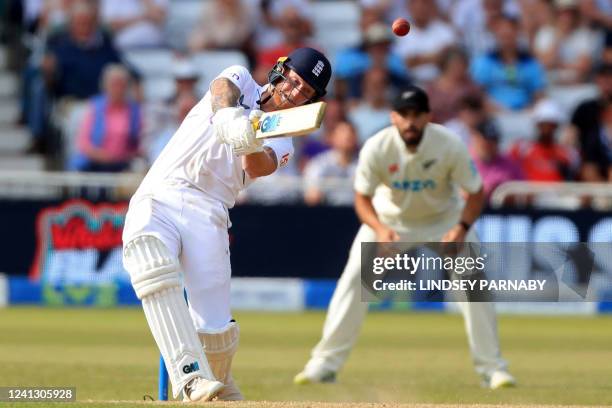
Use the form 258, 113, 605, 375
261, 114, 281, 132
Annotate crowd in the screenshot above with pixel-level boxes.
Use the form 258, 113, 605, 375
1, 0, 611, 207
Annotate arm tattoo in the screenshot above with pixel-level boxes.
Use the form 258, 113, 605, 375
210, 78, 241, 113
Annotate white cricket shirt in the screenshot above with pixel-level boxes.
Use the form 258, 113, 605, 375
132, 65, 294, 208
354, 123, 482, 227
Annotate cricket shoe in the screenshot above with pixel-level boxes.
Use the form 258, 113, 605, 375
486, 370, 516, 389
293, 368, 336, 385
182, 377, 224, 402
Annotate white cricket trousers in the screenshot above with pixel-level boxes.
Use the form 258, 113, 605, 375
122, 187, 232, 331
305, 220, 508, 377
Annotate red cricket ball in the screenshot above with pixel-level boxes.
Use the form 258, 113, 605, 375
392, 18, 410, 37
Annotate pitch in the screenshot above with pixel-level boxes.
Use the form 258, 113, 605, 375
1, 307, 611, 408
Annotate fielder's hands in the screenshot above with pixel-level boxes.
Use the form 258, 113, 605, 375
213, 107, 264, 156
375, 225, 400, 242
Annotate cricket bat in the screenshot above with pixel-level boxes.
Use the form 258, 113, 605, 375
253, 101, 327, 139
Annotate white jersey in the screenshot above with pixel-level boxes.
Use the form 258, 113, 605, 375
132, 65, 294, 208
354, 123, 482, 228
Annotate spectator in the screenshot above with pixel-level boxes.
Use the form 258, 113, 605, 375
425, 48, 482, 123
297, 99, 347, 171
147, 92, 198, 164
253, 5, 314, 84
534, 0, 596, 84
519, 0, 556, 43
393, 0, 455, 84
43, 0, 123, 101
453, 0, 521, 57
143, 58, 200, 150
42, 0, 127, 160
471, 15, 546, 111
334, 22, 410, 101
70, 64, 141, 172
348, 67, 392, 144
470, 119, 523, 199
303, 121, 359, 206
510, 100, 578, 181
569, 63, 612, 182
100, 0, 167, 50
445, 94, 488, 145
189, 0, 255, 57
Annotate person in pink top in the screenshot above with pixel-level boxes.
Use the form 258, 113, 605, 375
470, 119, 523, 201
70, 64, 141, 172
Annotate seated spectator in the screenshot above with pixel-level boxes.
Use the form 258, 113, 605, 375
534, 0, 596, 84
510, 100, 578, 181
303, 121, 359, 206
445, 94, 488, 145
348, 67, 392, 144
42, 0, 127, 159
569, 63, 612, 182
147, 92, 198, 164
470, 119, 523, 199
100, 0, 167, 50
70, 65, 141, 172
452, 0, 519, 57
297, 99, 347, 171
43, 0, 123, 101
425, 48, 482, 123
516, 0, 555, 44
253, 5, 314, 84
471, 15, 546, 111
334, 22, 410, 100
393, 0, 456, 84
143, 59, 200, 149
189, 0, 255, 57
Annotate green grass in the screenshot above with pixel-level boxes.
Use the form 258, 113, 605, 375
0, 307, 611, 407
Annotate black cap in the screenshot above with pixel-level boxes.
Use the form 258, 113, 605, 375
475, 119, 500, 142
392, 86, 430, 113
284, 47, 332, 99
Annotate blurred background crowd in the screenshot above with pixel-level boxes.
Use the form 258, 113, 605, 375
0, 0, 611, 207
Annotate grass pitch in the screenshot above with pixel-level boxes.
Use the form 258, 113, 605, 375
0, 307, 611, 408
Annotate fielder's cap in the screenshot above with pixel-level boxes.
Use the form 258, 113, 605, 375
533, 100, 565, 124
363, 23, 393, 47
173, 59, 199, 80
284, 47, 332, 99
475, 119, 501, 142
392, 85, 430, 113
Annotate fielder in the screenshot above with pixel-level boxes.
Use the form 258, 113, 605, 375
294, 86, 516, 389
122, 47, 331, 401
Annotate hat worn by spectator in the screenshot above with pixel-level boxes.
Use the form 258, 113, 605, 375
173, 60, 199, 80
392, 85, 430, 113
475, 120, 501, 142
533, 100, 565, 124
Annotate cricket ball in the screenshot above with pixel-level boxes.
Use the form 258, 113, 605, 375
392, 18, 410, 37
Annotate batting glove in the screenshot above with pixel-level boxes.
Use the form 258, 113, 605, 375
213, 107, 264, 156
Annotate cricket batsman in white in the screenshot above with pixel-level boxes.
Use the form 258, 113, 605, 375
122, 47, 331, 401
294, 86, 516, 390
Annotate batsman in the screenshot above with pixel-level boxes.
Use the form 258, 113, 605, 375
294, 86, 516, 390
122, 47, 331, 401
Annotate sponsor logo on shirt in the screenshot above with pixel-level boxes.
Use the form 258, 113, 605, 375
391, 179, 437, 191
422, 159, 437, 170
388, 163, 399, 174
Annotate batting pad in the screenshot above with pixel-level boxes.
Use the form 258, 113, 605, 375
123, 236, 216, 398
199, 322, 243, 400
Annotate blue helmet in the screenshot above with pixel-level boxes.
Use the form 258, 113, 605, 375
267, 47, 332, 100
